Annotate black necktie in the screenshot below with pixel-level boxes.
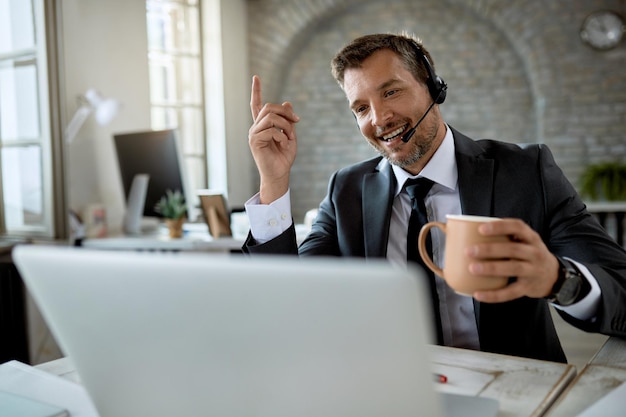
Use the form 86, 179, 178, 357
405, 178, 443, 345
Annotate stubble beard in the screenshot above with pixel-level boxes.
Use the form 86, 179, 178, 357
369, 122, 438, 169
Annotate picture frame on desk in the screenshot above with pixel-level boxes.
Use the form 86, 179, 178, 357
198, 190, 232, 239
83, 204, 107, 238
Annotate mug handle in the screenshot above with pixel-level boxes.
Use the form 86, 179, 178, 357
417, 222, 445, 277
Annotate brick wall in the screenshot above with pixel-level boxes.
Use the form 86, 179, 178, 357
247, 0, 626, 222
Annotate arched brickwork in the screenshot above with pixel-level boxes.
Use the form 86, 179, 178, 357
247, 0, 626, 221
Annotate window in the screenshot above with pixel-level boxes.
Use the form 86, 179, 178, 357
0, 0, 58, 238
146, 0, 206, 211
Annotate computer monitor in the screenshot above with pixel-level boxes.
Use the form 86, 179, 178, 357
113, 129, 196, 233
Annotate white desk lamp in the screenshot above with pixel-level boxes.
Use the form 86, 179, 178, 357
63, 89, 153, 236
64, 88, 120, 144
64, 89, 120, 244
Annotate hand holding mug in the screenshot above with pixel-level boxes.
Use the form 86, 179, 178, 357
418, 214, 510, 295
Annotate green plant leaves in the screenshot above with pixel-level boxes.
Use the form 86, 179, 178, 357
580, 162, 626, 201
154, 189, 187, 219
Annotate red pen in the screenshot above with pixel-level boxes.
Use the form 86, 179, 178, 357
433, 373, 448, 383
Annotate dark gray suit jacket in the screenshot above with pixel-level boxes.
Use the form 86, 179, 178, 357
244, 127, 626, 363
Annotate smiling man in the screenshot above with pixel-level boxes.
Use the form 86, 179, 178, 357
343, 48, 443, 172
243, 33, 626, 363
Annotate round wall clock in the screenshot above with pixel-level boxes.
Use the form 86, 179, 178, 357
580, 10, 625, 50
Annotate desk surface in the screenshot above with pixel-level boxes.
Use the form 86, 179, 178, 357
82, 235, 244, 252
430, 346, 575, 417
36, 346, 575, 417
546, 337, 626, 416
81, 220, 244, 252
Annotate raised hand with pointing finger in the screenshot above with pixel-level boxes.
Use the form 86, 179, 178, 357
248, 75, 300, 204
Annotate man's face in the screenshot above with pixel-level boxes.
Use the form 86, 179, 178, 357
343, 49, 443, 174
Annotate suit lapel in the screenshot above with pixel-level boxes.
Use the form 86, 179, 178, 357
453, 130, 495, 217
363, 161, 396, 257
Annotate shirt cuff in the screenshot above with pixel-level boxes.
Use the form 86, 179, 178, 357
552, 258, 601, 321
244, 190, 293, 244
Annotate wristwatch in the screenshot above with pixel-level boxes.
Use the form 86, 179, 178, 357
546, 257, 585, 306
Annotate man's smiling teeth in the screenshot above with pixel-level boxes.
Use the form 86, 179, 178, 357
381, 126, 406, 142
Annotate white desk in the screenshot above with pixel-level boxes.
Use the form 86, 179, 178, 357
82, 235, 244, 252
36, 346, 575, 417
82, 221, 312, 252
82, 221, 244, 252
430, 346, 575, 417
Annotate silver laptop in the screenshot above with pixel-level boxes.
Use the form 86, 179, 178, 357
13, 245, 496, 417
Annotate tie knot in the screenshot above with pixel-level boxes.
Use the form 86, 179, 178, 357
405, 178, 434, 202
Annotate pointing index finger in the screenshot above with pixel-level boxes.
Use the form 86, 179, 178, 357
250, 75, 262, 121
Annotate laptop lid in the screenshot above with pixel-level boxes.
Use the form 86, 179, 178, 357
14, 245, 441, 417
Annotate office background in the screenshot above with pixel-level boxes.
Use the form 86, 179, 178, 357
61, 0, 625, 231
14, 0, 622, 364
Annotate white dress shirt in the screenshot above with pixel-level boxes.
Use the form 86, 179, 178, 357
245, 125, 601, 349
388, 127, 479, 348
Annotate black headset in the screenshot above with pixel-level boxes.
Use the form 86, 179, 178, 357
408, 40, 447, 104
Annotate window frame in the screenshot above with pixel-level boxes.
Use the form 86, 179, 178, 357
146, 0, 207, 214
0, 0, 66, 240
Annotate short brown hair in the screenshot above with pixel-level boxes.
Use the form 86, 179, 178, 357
331, 33, 436, 89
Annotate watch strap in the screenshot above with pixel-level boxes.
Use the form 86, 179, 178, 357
547, 257, 589, 305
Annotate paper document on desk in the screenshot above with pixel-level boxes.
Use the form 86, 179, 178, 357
431, 364, 499, 417
0, 360, 99, 417
577, 381, 626, 417
431, 363, 495, 396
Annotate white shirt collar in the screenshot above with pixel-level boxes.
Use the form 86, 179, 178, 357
390, 125, 458, 196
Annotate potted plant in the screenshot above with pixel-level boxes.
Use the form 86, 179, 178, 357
154, 189, 187, 238
580, 162, 626, 201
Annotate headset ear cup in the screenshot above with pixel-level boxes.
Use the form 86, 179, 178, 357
433, 77, 447, 104
410, 40, 447, 104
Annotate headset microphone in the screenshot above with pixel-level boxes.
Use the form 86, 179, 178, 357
401, 99, 437, 143
401, 40, 448, 144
